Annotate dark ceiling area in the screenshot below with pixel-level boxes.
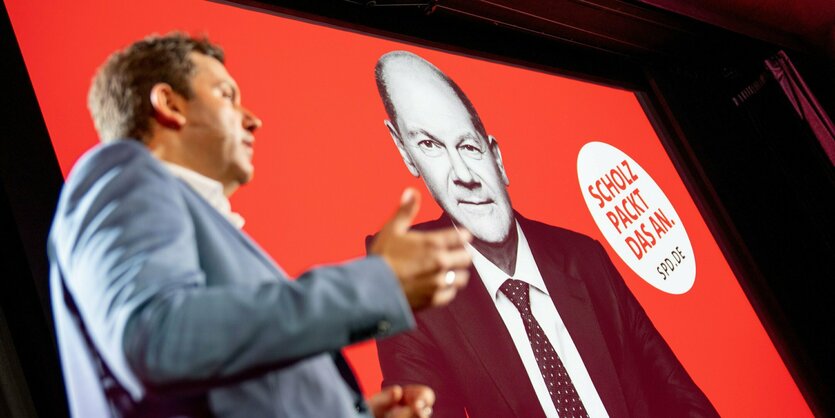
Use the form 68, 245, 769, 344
640, 0, 835, 58
348, 0, 835, 60
354, 0, 835, 122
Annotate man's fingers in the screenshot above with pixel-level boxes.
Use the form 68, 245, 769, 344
424, 227, 471, 250
437, 248, 472, 272
432, 268, 469, 304
373, 189, 475, 312
369, 385, 403, 417
388, 188, 421, 234
402, 384, 435, 418
413, 248, 470, 279
455, 228, 472, 245
371, 384, 433, 418
384, 406, 417, 418
435, 268, 469, 289
450, 268, 470, 288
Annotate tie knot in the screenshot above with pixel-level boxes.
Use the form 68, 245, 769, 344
499, 279, 531, 313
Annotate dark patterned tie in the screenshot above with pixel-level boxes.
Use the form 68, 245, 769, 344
500, 278, 589, 418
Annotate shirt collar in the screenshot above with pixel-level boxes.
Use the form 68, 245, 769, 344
467, 220, 550, 300
161, 162, 245, 229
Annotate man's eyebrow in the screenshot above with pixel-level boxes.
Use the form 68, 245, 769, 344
405, 128, 437, 141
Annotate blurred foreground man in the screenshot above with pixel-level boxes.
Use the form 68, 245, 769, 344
373, 51, 718, 418
48, 34, 472, 418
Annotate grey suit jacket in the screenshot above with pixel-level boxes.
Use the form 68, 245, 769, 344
48, 140, 414, 417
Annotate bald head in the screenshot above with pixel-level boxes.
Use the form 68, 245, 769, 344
375, 51, 487, 138
374, 51, 514, 245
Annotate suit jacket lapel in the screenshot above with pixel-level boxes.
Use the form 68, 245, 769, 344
176, 180, 286, 278
520, 216, 629, 418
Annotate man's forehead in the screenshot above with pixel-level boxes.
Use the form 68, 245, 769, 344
386, 65, 469, 118
386, 68, 479, 133
384, 59, 452, 96
190, 52, 237, 86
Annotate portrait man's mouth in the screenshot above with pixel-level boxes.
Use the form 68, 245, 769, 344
457, 199, 495, 214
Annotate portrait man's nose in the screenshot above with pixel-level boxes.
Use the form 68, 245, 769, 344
449, 152, 479, 188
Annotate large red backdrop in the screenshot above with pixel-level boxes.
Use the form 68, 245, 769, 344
6, 0, 811, 416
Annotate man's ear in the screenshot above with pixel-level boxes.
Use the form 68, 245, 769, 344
149, 83, 187, 130
488, 135, 510, 186
385, 120, 420, 178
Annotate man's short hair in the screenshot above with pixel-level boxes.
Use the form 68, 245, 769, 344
88, 33, 224, 143
375, 51, 488, 138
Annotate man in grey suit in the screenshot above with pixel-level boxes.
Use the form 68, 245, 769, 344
48, 34, 472, 418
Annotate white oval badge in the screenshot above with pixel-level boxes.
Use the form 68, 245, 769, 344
577, 142, 695, 294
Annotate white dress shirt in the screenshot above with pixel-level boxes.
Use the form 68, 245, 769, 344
162, 162, 246, 229
467, 221, 609, 418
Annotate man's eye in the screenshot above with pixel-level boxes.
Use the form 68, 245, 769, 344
459, 144, 484, 160
418, 140, 438, 148
217, 88, 235, 101
416, 140, 444, 157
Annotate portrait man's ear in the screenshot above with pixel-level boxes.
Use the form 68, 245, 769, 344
488, 135, 510, 186
150, 82, 187, 130
385, 119, 420, 178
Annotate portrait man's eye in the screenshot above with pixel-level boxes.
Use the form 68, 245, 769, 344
458, 143, 484, 160
416, 139, 445, 157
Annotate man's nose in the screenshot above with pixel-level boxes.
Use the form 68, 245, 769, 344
448, 149, 478, 188
242, 107, 262, 133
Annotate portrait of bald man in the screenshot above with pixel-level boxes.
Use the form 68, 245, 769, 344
372, 51, 718, 418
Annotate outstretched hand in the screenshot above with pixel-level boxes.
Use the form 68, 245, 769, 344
370, 188, 472, 311
368, 384, 435, 418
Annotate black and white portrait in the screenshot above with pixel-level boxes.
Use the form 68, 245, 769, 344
372, 50, 718, 418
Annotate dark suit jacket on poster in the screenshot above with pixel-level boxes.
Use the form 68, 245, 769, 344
49, 141, 414, 418
375, 214, 718, 418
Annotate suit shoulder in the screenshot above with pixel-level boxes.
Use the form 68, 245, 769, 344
62, 141, 174, 199
518, 216, 603, 254
54, 141, 185, 238
67, 141, 157, 182
49, 140, 189, 258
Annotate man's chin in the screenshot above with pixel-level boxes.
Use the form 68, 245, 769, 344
472, 231, 510, 246
455, 218, 511, 245
237, 165, 254, 184
224, 170, 253, 196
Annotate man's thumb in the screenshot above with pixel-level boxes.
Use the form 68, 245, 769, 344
391, 188, 420, 233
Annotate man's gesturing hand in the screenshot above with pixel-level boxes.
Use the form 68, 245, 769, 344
368, 385, 435, 418
370, 188, 472, 311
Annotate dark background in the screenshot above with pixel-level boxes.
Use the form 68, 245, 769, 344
1, 0, 832, 416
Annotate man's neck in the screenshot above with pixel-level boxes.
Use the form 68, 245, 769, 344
469, 224, 519, 277
147, 135, 239, 197
160, 161, 246, 229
